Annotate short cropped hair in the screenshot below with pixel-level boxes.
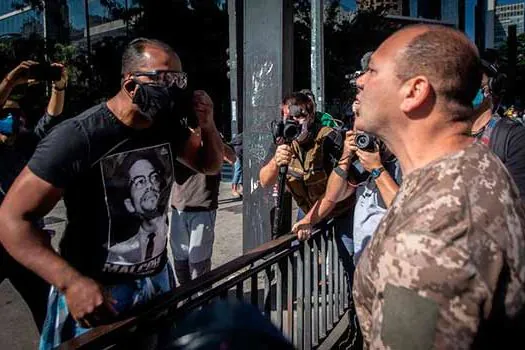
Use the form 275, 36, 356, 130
121, 37, 177, 76
394, 25, 481, 120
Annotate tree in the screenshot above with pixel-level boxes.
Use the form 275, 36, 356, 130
293, 1, 399, 118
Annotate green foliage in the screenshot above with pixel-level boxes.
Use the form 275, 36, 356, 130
294, 1, 400, 117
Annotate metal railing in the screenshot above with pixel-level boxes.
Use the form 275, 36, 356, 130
60, 222, 353, 349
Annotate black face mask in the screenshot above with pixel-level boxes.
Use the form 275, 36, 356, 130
132, 82, 197, 128
132, 82, 176, 122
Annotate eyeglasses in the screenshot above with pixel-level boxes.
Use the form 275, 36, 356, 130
131, 70, 188, 89
130, 171, 162, 190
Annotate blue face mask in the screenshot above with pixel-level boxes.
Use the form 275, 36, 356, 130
0, 113, 15, 136
472, 88, 485, 109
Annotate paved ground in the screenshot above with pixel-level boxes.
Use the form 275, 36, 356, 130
0, 179, 244, 350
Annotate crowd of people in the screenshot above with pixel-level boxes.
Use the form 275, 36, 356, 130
260, 24, 525, 349
0, 24, 524, 350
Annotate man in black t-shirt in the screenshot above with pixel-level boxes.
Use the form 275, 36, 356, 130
0, 38, 223, 347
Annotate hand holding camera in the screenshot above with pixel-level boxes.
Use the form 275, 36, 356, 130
342, 130, 358, 160
274, 144, 293, 167
5, 60, 39, 86
193, 90, 214, 129
51, 63, 68, 90
5, 61, 64, 87
355, 138, 381, 173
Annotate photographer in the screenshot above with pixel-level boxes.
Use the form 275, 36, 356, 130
259, 92, 355, 276
470, 57, 525, 201
0, 60, 67, 332
0, 38, 223, 347
329, 130, 401, 263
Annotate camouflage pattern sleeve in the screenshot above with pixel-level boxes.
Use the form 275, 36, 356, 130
364, 229, 493, 350
353, 143, 525, 349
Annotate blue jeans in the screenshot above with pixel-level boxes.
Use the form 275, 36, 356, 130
297, 208, 305, 221
232, 157, 243, 185
39, 264, 174, 349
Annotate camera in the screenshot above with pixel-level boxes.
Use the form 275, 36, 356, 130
271, 105, 306, 144
28, 63, 62, 81
271, 119, 300, 144
355, 133, 376, 152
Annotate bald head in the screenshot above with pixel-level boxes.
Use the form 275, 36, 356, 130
392, 25, 481, 119
121, 38, 180, 76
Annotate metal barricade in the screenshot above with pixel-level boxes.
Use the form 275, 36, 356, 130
60, 222, 354, 350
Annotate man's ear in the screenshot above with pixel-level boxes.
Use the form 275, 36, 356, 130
124, 198, 135, 213
122, 78, 138, 100
400, 76, 431, 113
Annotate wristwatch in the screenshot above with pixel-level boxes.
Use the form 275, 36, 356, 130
370, 166, 385, 179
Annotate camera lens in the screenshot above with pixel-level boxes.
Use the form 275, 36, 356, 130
355, 134, 369, 148
283, 120, 299, 141
356, 133, 376, 151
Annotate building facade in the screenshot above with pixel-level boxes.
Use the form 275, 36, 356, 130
0, 3, 44, 38
0, 0, 135, 49
442, 0, 465, 30
408, 0, 465, 30
495, 1, 525, 48
410, 0, 441, 19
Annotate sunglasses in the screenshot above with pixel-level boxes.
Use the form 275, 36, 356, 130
131, 70, 188, 89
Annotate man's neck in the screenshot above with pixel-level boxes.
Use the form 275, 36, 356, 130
384, 120, 473, 176
106, 92, 153, 130
471, 108, 493, 135
140, 215, 162, 233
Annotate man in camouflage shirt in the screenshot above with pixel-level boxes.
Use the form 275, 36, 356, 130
352, 24, 525, 349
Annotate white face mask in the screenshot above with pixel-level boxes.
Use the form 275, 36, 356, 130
295, 119, 310, 142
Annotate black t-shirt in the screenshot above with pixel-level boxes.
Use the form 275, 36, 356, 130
28, 103, 190, 282
499, 122, 525, 201
171, 161, 221, 211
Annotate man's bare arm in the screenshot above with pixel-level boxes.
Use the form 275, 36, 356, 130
46, 64, 68, 117
224, 143, 237, 164
0, 167, 84, 292
259, 156, 280, 188
293, 146, 356, 240
374, 170, 399, 208
179, 91, 223, 175
0, 61, 41, 107
259, 144, 294, 188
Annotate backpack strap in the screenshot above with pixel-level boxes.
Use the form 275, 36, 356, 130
489, 118, 518, 163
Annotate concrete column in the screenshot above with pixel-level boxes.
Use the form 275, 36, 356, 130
242, 0, 294, 251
